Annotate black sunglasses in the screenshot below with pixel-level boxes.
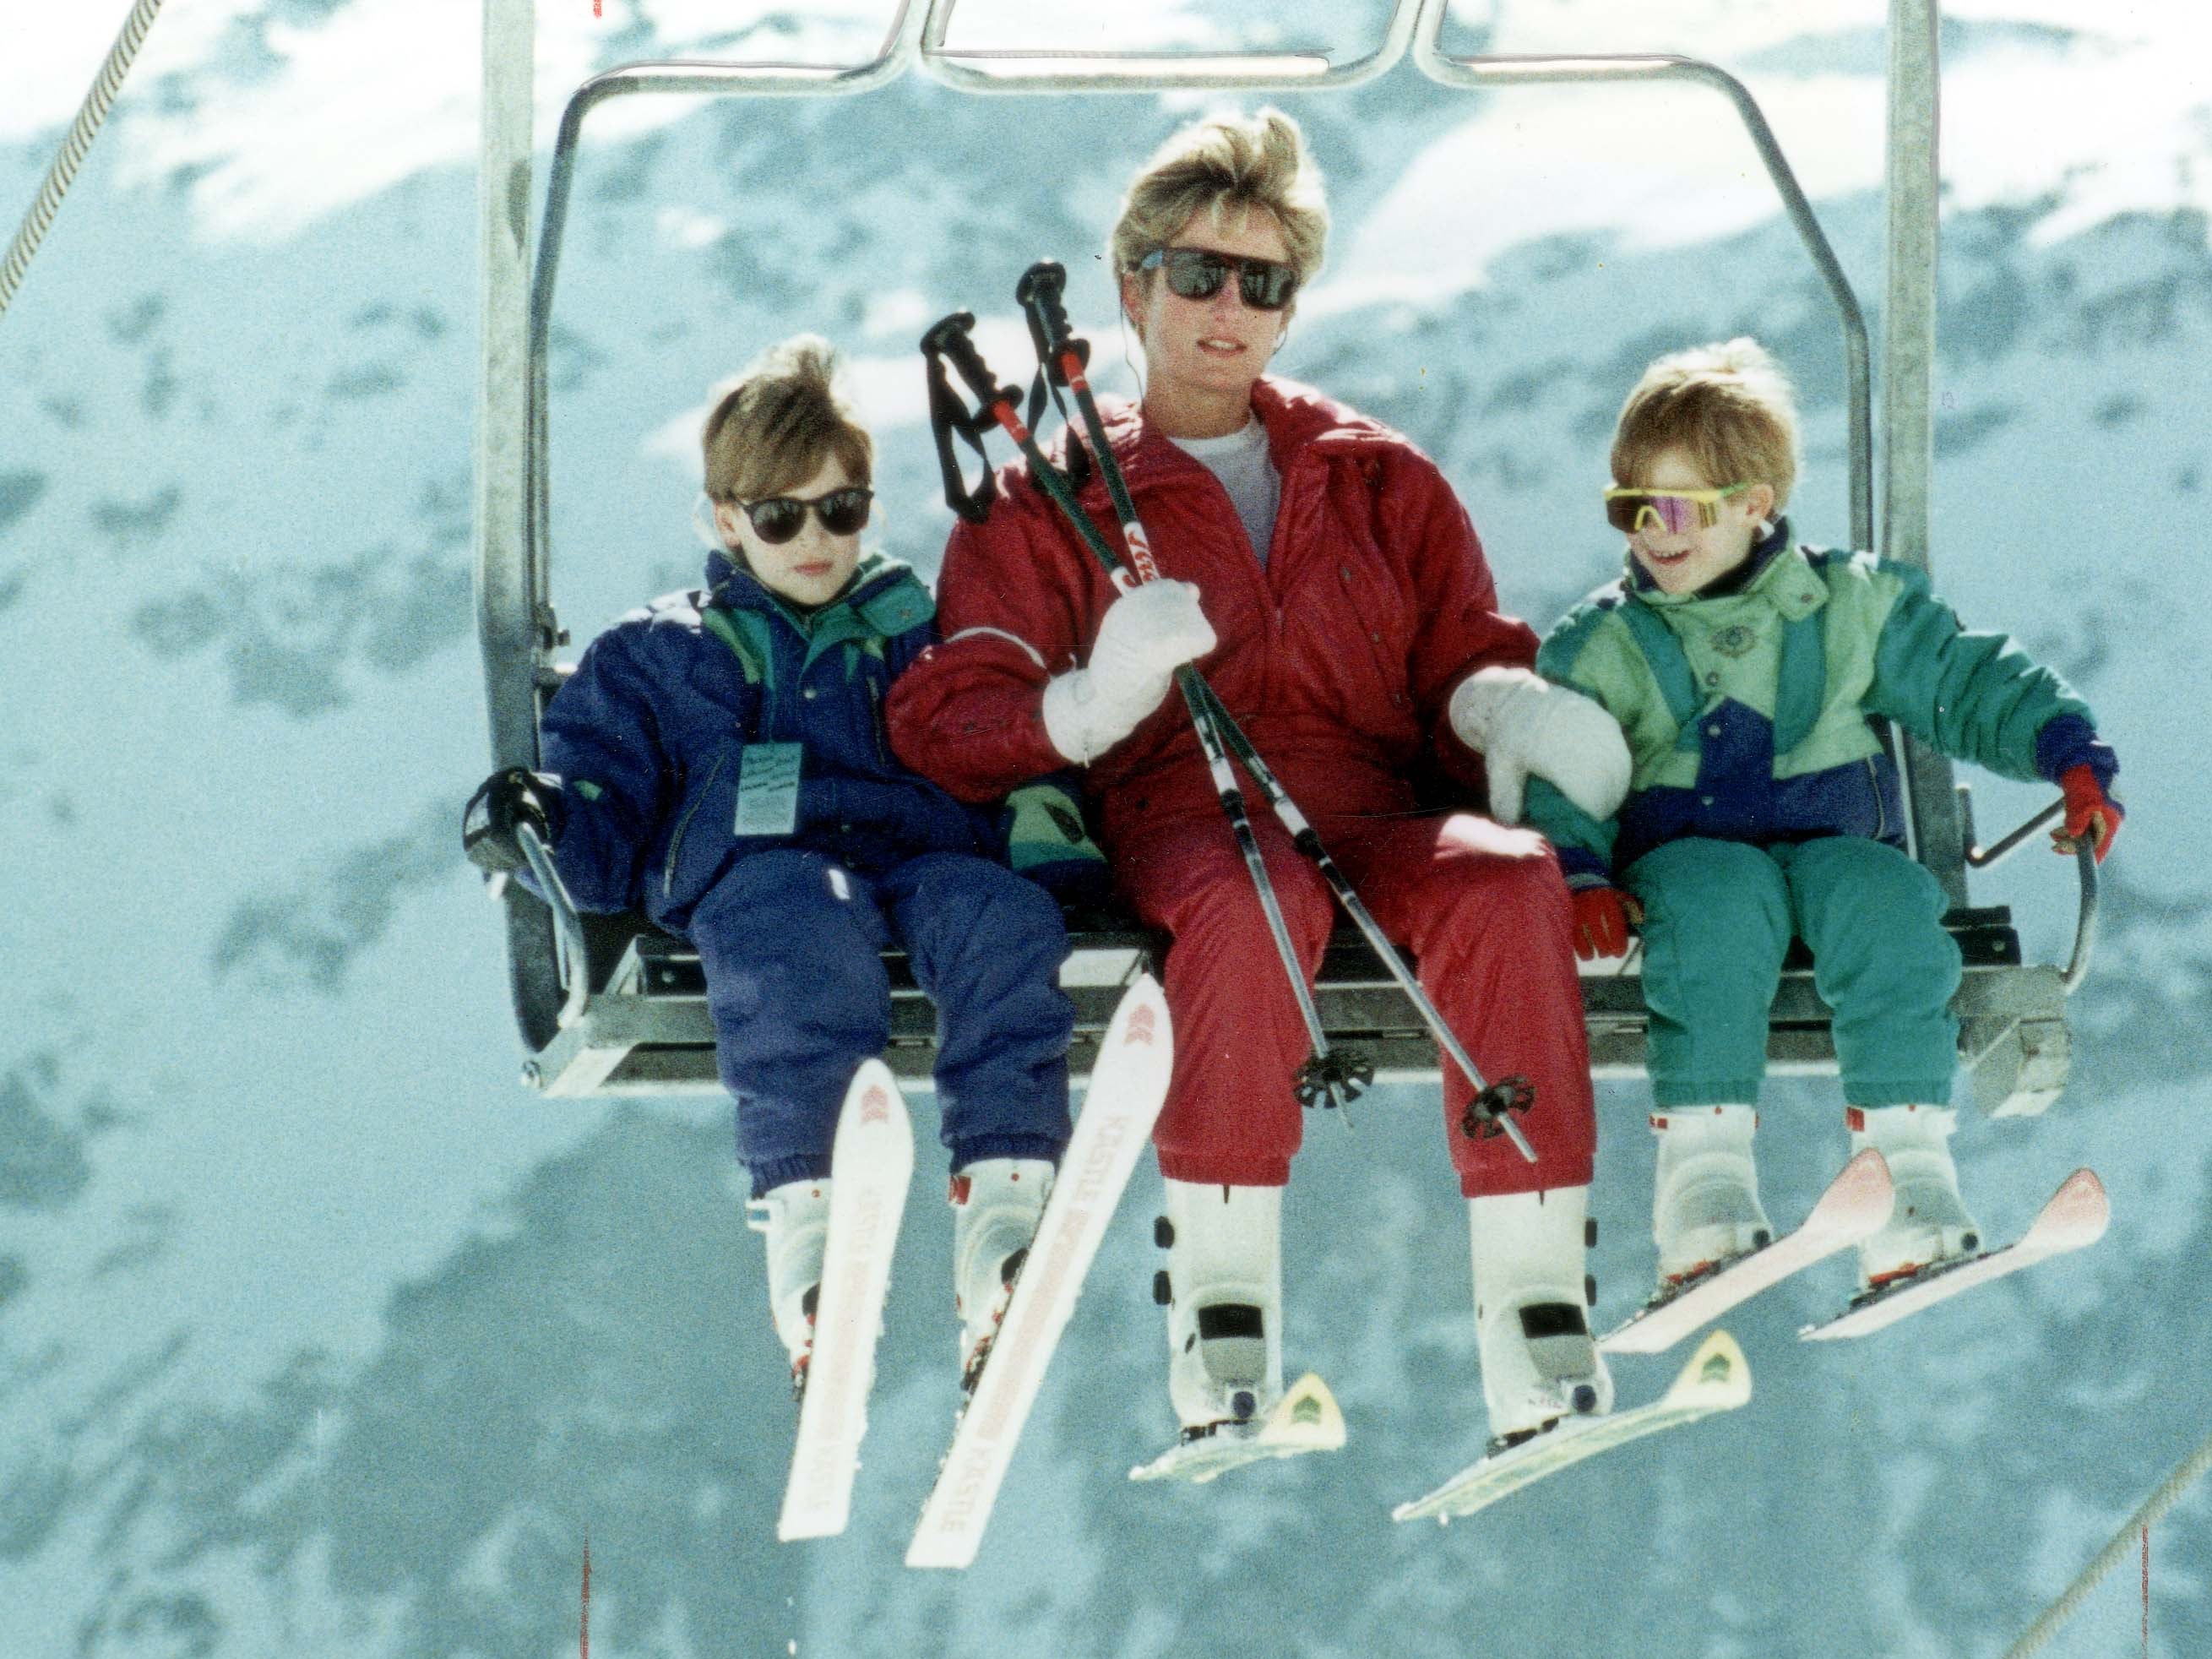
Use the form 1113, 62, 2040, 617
1138, 246, 1300, 312
732, 486, 872, 544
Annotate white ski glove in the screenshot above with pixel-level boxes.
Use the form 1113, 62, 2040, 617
1448, 666, 1633, 826
1041, 579, 1216, 764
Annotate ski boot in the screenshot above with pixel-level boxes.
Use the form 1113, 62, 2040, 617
1650, 1106, 1773, 1292
950, 1157, 1055, 1395
1469, 1186, 1613, 1452
1848, 1105, 1981, 1291
1158, 1179, 1283, 1438
746, 1177, 831, 1401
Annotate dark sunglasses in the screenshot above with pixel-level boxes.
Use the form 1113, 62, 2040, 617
732, 486, 872, 544
1138, 246, 1300, 312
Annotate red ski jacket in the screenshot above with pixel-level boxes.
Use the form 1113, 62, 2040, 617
886, 378, 1539, 850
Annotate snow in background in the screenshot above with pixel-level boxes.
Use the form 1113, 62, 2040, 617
1, 2, 2207, 1655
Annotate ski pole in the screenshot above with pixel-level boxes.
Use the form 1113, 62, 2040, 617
1012, 269, 1541, 1161
921, 312, 1367, 1114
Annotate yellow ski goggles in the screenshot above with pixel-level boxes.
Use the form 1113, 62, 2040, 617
1604, 481, 1751, 535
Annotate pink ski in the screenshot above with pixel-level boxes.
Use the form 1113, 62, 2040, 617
1601, 1150, 1894, 1356
1800, 1167, 2108, 1342
906, 976, 1174, 1569
777, 1062, 914, 1542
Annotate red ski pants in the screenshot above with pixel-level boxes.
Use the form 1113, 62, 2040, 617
1113, 809, 1595, 1196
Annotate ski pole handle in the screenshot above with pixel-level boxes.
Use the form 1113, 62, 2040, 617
921, 312, 1026, 435
1014, 261, 1162, 583
1016, 259, 1090, 387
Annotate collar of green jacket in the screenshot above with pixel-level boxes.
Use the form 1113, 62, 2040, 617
1628, 520, 1827, 623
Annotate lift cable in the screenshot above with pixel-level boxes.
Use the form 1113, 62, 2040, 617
0, 0, 168, 320
2002, 1424, 2212, 1657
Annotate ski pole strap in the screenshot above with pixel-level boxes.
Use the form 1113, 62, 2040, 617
923, 324, 998, 525
921, 311, 1034, 525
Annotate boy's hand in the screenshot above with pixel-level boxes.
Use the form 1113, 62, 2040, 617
1569, 885, 1639, 960
2053, 764, 2122, 864
464, 768, 565, 874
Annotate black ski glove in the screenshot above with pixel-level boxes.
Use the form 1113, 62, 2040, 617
463, 767, 566, 875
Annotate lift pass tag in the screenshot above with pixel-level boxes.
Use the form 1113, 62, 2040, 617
734, 742, 803, 836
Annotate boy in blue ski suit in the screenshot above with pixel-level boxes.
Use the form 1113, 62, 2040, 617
1520, 338, 2123, 1297
464, 337, 1080, 1394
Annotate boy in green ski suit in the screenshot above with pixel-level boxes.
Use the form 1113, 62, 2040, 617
1521, 338, 2123, 1297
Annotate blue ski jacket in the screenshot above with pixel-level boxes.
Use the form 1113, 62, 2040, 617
538, 550, 992, 933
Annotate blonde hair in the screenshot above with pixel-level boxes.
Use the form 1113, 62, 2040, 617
701, 334, 872, 503
1108, 107, 1329, 288
1611, 337, 1800, 510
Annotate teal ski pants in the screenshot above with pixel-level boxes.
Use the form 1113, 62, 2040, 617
1622, 835, 1960, 1108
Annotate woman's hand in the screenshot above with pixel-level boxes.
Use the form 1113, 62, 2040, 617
1041, 579, 1217, 764
1448, 667, 1632, 825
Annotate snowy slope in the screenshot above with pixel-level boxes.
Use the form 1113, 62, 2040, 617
2, 3, 2207, 1656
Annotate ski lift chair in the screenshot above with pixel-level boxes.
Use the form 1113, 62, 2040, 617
476, 0, 2095, 1116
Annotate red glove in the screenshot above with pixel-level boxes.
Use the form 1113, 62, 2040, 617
1569, 886, 1638, 961
2054, 764, 2122, 864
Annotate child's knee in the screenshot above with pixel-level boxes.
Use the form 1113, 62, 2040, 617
1629, 838, 1790, 940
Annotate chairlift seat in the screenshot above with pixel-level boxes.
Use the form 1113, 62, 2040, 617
522, 900, 2068, 1118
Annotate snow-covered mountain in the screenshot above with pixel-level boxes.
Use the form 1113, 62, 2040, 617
3, 3, 2207, 1655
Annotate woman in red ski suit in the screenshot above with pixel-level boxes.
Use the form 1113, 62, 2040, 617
888, 110, 1629, 1448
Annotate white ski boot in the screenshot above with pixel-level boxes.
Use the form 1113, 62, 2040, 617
950, 1156, 1055, 1394
1469, 1186, 1613, 1450
1848, 1105, 1981, 1290
1651, 1106, 1774, 1291
1158, 1179, 1283, 1435
746, 1177, 832, 1400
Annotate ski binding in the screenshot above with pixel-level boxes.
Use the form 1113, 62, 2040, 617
1800, 1167, 2108, 1342
1601, 1150, 1894, 1355
1393, 1329, 1751, 1525
1128, 1371, 1345, 1484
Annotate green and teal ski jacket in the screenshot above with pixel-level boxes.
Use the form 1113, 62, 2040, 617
1522, 520, 2114, 884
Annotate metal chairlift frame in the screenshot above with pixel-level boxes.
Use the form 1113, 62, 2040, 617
474, 0, 2093, 1112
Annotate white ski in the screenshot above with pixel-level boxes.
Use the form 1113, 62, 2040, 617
1393, 1329, 1751, 1525
905, 974, 1175, 1569
1799, 1167, 2108, 1342
1127, 1370, 1346, 1484
1601, 1150, 1894, 1355
777, 1060, 915, 1542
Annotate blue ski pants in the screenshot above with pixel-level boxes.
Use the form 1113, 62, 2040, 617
1622, 835, 1960, 1109
688, 849, 1075, 1195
